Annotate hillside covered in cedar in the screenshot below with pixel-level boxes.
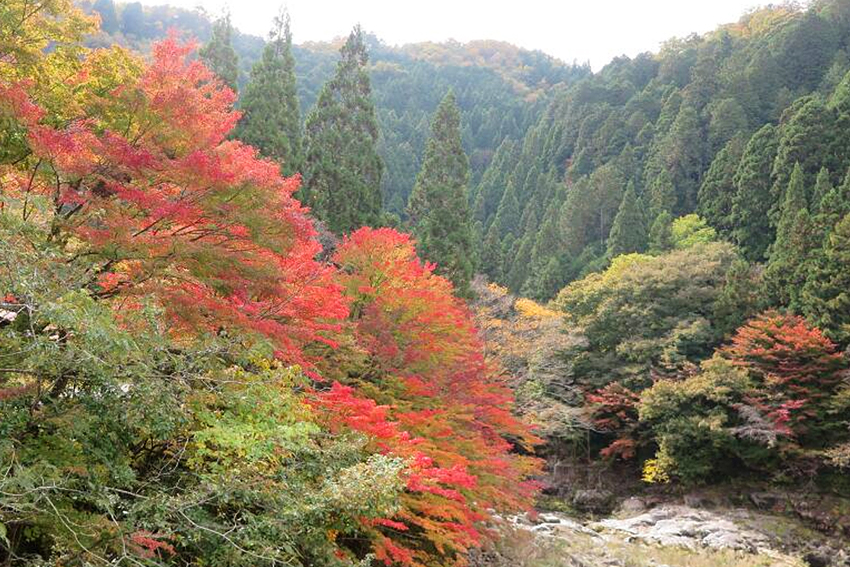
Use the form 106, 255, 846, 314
76, 0, 589, 218
474, 0, 850, 300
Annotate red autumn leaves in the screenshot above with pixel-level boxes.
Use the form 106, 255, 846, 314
1, 37, 539, 566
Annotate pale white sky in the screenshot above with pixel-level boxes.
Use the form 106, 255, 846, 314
138, 0, 769, 69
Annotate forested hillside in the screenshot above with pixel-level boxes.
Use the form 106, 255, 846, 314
465, 0, 850, 523
475, 0, 850, 300
77, 0, 589, 216
3, 0, 850, 565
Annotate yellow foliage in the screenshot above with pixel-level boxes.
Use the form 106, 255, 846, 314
0, 0, 143, 127
514, 297, 559, 320
553, 252, 651, 317
487, 282, 509, 297
0, 0, 97, 84
641, 458, 670, 484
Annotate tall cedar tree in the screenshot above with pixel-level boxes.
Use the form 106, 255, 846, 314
233, 9, 302, 175
407, 91, 474, 295
303, 25, 383, 234
732, 124, 779, 261
198, 12, 239, 91
607, 183, 647, 258
766, 163, 817, 308
802, 213, 850, 343
698, 135, 746, 236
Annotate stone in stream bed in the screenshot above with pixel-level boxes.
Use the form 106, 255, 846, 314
590, 505, 773, 552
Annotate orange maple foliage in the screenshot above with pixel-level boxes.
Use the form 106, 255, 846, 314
0, 36, 348, 368
316, 227, 541, 566
587, 383, 641, 460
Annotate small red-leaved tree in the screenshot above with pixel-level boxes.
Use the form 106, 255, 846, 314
317, 227, 541, 566
722, 311, 845, 442
0, 37, 347, 366
587, 383, 641, 460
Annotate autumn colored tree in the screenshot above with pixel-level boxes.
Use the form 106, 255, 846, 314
0, 36, 347, 369
325, 227, 540, 566
722, 311, 846, 442
588, 383, 642, 460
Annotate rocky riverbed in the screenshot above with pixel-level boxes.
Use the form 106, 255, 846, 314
473, 499, 850, 567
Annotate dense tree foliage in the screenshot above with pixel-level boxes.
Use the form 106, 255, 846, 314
472, 0, 850, 299
0, 6, 540, 566
6, 0, 850, 556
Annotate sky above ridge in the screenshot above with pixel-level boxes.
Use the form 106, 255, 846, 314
136, 0, 768, 69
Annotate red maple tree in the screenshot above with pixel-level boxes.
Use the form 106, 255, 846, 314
722, 311, 845, 439
315, 227, 541, 566
1, 36, 348, 368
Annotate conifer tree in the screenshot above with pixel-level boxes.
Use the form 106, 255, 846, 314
233, 9, 302, 175
521, 187, 571, 300
698, 135, 745, 236
802, 213, 850, 342
732, 124, 779, 261
527, 255, 570, 301
607, 183, 648, 258
491, 178, 522, 238
769, 96, 835, 223
303, 25, 384, 234
507, 234, 535, 292
664, 105, 705, 212
199, 12, 239, 91
648, 211, 674, 254
646, 166, 676, 215
481, 224, 504, 281
811, 166, 833, 215
765, 163, 817, 307
476, 139, 519, 224
814, 167, 850, 236
407, 91, 475, 295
